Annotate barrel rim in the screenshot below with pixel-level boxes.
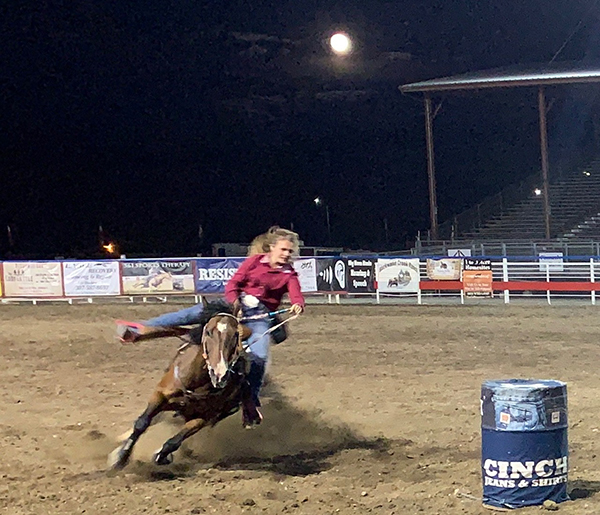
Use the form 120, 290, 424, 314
483, 378, 566, 389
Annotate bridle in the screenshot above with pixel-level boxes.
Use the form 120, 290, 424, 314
201, 312, 245, 376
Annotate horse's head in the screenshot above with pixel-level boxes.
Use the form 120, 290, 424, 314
202, 312, 251, 388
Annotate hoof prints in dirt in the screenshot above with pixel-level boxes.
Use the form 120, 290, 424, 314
212, 436, 393, 476
115, 388, 405, 480
569, 480, 600, 500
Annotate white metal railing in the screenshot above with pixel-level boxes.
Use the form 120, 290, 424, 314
3, 257, 600, 307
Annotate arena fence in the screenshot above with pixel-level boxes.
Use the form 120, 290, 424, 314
1, 255, 600, 306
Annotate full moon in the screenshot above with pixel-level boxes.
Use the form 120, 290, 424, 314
330, 33, 352, 55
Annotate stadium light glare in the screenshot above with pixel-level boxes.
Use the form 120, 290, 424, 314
103, 242, 116, 254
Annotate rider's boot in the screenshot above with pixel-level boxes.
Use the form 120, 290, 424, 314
116, 321, 188, 343
241, 360, 266, 428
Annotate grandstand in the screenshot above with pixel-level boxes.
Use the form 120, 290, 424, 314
413, 158, 600, 257
400, 64, 600, 257
464, 160, 600, 240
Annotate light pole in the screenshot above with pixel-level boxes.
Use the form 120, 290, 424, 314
314, 197, 332, 246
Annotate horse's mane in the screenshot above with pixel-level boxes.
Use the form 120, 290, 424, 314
199, 299, 235, 324
188, 299, 235, 344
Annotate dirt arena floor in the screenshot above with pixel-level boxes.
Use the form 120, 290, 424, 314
2, 303, 600, 514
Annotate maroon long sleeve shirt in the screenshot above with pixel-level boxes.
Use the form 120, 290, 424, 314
224, 254, 305, 311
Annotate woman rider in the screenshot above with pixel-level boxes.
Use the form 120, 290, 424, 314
116, 227, 305, 424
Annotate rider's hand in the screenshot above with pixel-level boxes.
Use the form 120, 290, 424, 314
290, 303, 304, 315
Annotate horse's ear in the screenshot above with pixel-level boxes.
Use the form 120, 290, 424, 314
201, 296, 209, 309
239, 324, 253, 341
232, 298, 242, 318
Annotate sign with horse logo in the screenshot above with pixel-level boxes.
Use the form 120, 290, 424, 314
3, 261, 63, 297
63, 261, 121, 296
376, 258, 420, 293
426, 258, 461, 280
122, 260, 195, 295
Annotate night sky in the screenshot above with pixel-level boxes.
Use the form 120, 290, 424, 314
2, 1, 600, 258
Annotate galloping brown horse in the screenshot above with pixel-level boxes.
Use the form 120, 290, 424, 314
107, 299, 258, 470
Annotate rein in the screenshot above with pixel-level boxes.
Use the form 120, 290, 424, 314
240, 308, 290, 322
242, 309, 299, 352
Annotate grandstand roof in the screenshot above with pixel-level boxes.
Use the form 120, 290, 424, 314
399, 62, 600, 94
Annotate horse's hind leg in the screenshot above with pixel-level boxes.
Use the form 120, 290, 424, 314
153, 417, 207, 465
116, 413, 164, 443
108, 391, 167, 470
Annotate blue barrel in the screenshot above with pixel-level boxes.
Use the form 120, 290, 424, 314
481, 379, 568, 509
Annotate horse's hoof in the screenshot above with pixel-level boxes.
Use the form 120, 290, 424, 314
107, 446, 128, 470
153, 450, 173, 466
116, 429, 131, 443
242, 406, 263, 429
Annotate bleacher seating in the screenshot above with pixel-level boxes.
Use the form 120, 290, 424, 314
461, 160, 600, 240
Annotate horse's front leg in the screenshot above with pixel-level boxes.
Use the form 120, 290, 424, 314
153, 417, 207, 465
108, 391, 167, 470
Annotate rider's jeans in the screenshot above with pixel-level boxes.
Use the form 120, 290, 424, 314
144, 304, 204, 327
241, 303, 271, 405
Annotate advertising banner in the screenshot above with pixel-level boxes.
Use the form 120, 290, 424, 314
3, 261, 63, 297
463, 258, 493, 297
426, 258, 462, 280
195, 258, 243, 294
539, 252, 564, 272
448, 248, 472, 257
63, 261, 121, 296
316, 258, 347, 292
0, 262, 2, 297
346, 258, 376, 293
376, 258, 420, 293
293, 258, 318, 293
122, 260, 195, 294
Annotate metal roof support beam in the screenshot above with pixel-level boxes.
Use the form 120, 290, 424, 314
538, 86, 552, 239
424, 95, 439, 240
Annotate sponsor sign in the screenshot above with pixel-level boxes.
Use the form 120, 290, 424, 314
3, 261, 63, 297
195, 258, 243, 294
448, 248, 472, 257
426, 258, 461, 280
316, 258, 347, 292
293, 258, 318, 293
463, 258, 493, 297
346, 258, 376, 293
63, 261, 121, 296
0, 262, 2, 297
539, 252, 564, 272
122, 260, 195, 294
483, 456, 568, 489
376, 258, 420, 293
481, 379, 568, 507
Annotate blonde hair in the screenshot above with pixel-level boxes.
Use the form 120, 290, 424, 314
247, 226, 300, 256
